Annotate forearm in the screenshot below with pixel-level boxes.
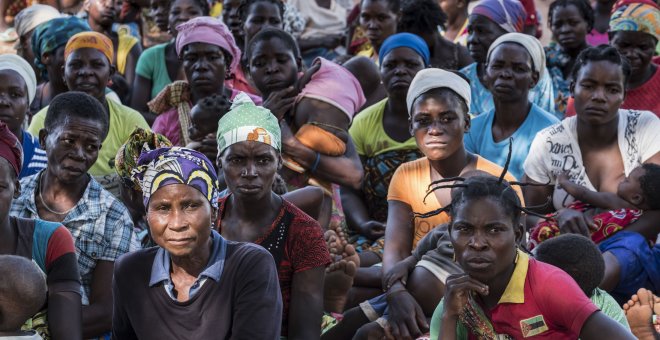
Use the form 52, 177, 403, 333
568, 186, 631, 210
440, 314, 458, 340
285, 143, 363, 190
297, 38, 324, 52
340, 186, 370, 232
48, 292, 82, 340
82, 303, 112, 338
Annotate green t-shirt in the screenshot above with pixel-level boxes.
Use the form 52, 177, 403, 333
28, 98, 150, 177
349, 98, 418, 158
136, 42, 173, 99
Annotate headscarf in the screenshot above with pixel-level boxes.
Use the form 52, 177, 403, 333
114, 127, 172, 190
0, 54, 37, 104
379, 33, 431, 67
487, 32, 546, 78
31, 17, 90, 80
216, 92, 281, 155
64, 31, 114, 63
610, 0, 660, 42
13, 4, 60, 43
175, 16, 242, 75
471, 0, 527, 33
0, 121, 23, 176
132, 147, 220, 208
406, 68, 471, 116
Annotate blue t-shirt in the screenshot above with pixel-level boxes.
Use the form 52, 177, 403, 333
19, 130, 47, 179
464, 103, 559, 180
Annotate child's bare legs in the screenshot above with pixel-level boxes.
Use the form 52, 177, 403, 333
324, 224, 361, 313
321, 306, 371, 340
623, 288, 660, 340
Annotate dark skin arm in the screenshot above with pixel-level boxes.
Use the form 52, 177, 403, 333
130, 75, 157, 125
297, 34, 344, 53
122, 43, 142, 93
48, 291, 83, 340
455, 44, 473, 70
385, 282, 428, 340
382, 200, 414, 277
579, 311, 635, 339
438, 274, 490, 340
288, 267, 325, 340
281, 122, 364, 190
282, 186, 325, 222
557, 173, 633, 210
82, 260, 114, 338
600, 251, 620, 292
340, 169, 386, 241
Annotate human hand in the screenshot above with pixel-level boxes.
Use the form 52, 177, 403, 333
262, 86, 298, 121
191, 135, 219, 166
359, 220, 386, 242
556, 208, 596, 236
320, 34, 344, 49
442, 274, 489, 319
385, 290, 428, 340
296, 61, 321, 93
382, 259, 411, 290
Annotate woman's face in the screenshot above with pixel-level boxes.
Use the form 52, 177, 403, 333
248, 37, 300, 96
610, 31, 656, 77
484, 43, 538, 102
243, 2, 283, 44
222, 0, 243, 42
219, 141, 280, 201
168, 0, 204, 36
40, 117, 104, 184
45, 46, 66, 84
360, 0, 399, 48
0, 70, 29, 135
450, 197, 522, 283
17, 29, 35, 67
64, 48, 113, 100
182, 43, 228, 93
379, 47, 425, 97
147, 183, 213, 258
467, 14, 507, 64
550, 4, 589, 52
0, 159, 19, 221
571, 60, 625, 126
151, 0, 171, 32
88, 0, 117, 28
410, 91, 470, 161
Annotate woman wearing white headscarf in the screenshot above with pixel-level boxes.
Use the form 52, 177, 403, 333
13, 4, 60, 80
0, 54, 46, 178
464, 32, 560, 180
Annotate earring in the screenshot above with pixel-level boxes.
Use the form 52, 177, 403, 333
514, 247, 519, 264
452, 252, 456, 262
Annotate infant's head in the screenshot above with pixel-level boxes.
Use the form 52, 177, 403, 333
616, 163, 660, 210
189, 94, 231, 141
0, 255, 47, 332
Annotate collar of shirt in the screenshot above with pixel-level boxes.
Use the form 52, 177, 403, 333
498, 249, 529, 304
13, 170, 104, 223
149, 229, 228, 299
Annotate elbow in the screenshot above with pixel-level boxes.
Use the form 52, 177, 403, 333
345, 168, 364, 191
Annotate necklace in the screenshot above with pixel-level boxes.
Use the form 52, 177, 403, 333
38, 173, 75, 216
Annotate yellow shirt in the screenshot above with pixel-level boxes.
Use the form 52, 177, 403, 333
387, 156, 523, 248
349, 99, 418, 157
28, 98, 150, 177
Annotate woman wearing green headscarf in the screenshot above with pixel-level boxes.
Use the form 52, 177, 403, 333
215, 93, 331, 339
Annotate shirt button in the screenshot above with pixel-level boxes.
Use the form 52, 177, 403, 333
92, 252, 97, 257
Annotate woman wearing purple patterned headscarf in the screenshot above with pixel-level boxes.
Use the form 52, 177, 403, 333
112, 146, 283, 339
459, 0, 559, 118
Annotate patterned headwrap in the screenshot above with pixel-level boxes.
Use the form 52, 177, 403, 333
610, 0, 660, 42
175, 16, 242, 75
65, 32, 115, 63
0, 121, 23, 176
31, 17, 90, 80
216, 92, 281, 155
471, 0, 527, 33
379, 33, 431, 67
132, 147, 220, 208
114, 128, 172, 191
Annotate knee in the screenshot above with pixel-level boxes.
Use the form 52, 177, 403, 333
354, 322, 384, 340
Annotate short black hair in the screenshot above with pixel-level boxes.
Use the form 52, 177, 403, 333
534, 234, 604, 297
0, 255, 47, 332
398, 0, 447, 32
238, 0, 284, 22
44, 92, 110, 139
246, 28, 301, 61
360, 0, 400, 12
548, 0, 594, 32
640, 163, 660, 210
571, 45, 631, 88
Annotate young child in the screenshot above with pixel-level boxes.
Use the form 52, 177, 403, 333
533, 234, 630, 329
246, 28, 366, 193
0, 255, 47, 340
186, 94, 232, 150
530, 163, 660, 249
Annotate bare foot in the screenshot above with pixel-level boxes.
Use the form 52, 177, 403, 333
324, 260, 357, 313
324, 229, 343, 262
623, 288, 658, 340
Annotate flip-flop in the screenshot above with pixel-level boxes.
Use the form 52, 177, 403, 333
0, 28, 17, 42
